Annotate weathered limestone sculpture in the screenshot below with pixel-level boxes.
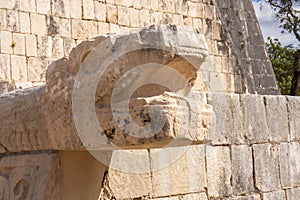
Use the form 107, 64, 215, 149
0, 25, 214, 152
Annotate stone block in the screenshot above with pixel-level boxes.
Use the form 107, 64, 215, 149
173, 14, 183, 24
207, 93, 243, 144
213, 56, 223, 72
210, 40, 219, 56
0, 10, 6, 30
20, 0, 36, 12
263, 191, 286, 200
133, 0, 142, 9
0, 54, 10, 80
118, 6, 131, 26
203, 4, 215, 20
52, 0, 70, 18
106, 0, 114, 4
287, 96, 300, 141
63, 38, 76, 56
206, 145, 232, 197
59, 18, 71, 37
160, 0, 175, 13
212, 21, 222, 40
86, 21, 98, 38
231, 145, 254, 195
52, 37, 64, 60
119, 26, 129, 33
265, 96, 289, 142
0, 31, 12, 54
121, 0, 132, 6
6, 10, 19, 32
150, 12, 163, 25
253, 143, 281, 192
104, 150, 152, 199
0, 0, 16, 9
48, 17, 71, 38
70, 0, 82, 19
94, 1, 106, 21
109, 23, 120, 33
288, 146, 300, 182
175, 0, 188, 15
19, 12, 31, 33
162, 13, 173, 24
71, 19, 88, 40
37, 36, 52, 58
28, 57, 49, 81
221, 56, 229, 73
226, 74, 236, 93
140, 9, 150, 26
279, 143, 292, 188
83, 0, 95, 19
287, 188, 300, 200
150, 0, 159, 11
106, 4, 118, 23
138, 0, 148, 9
279, 142, 300, 188
150, 145, 207, 198
11, 55, 27, 82
188, 1, 197, 17
208, 72, 226, 92
25, 34, 38, 57
46, 16, 59, 36
31, 14, 47, 35
12, 33, 25, 55
37, 0, 51, 14
98, 22, 110, 34
240, 94, 269, 143
130, 8, 140, 27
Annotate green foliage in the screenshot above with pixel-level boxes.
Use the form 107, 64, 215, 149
269, 0, 300, 40
266, 37, 295, 94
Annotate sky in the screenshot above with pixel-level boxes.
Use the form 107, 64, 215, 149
252, 1, 299, 47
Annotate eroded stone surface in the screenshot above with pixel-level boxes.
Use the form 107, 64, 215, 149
287, 188, 300, 200
287, 96, 300, 141
265, 96, 289, 142
207, 93, 243, 145
206, 145, 232, 197
150, 145, 207, 198
0, 153, 59, 200
240, 94, 269, 143
279, 142, 300, 188
100, 150, 152, 199
231, 145, 254, 195
253, 143, 281, 192
263, 191, 286, 200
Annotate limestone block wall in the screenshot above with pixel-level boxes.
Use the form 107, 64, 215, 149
93, 94, 300, 200
0, 85, 299, 199
0, 0, 279, 94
